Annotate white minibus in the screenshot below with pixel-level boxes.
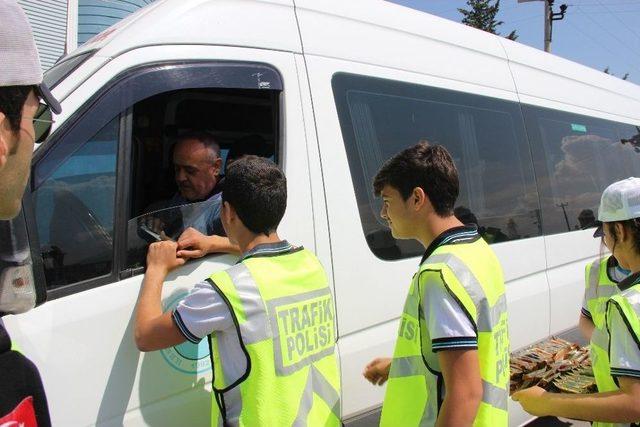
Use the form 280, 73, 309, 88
3, 1, 640, 425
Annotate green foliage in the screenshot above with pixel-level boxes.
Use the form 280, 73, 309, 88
458, 0, 518, 40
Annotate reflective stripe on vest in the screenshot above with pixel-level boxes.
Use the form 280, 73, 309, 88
586, 257, 622, 403
380, 239, 509, 427
207, 250, 341, 426
585, 257, 620, 330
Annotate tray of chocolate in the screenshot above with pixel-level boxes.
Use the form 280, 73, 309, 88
510, 337, 596, 394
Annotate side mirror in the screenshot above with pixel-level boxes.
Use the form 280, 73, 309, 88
0, 186, 46, 316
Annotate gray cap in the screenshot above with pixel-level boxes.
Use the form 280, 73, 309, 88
0, 0, 61, 114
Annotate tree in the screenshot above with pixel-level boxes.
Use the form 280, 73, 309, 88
458, 0, 518, 40
603, 66, 630, 80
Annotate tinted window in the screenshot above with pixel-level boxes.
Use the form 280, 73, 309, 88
332, 73, 541, 260
34, 118, 119, 289
523, 106, 640, 235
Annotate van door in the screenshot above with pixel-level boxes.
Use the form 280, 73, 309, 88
301, 56, 550, 425
3, 46, 314, 426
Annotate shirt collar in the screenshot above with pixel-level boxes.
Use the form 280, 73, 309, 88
420, 225, 480, 265
239, 240, 294, 262
617, 270, 640, 292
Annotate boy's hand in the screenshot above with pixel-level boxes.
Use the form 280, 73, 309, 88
146, 241, 185, 274
511, 386, 548, 417
363, 357, 392, 385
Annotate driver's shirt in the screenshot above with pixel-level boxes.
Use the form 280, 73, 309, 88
167, 191, 224, 236
172, 241, 294, 379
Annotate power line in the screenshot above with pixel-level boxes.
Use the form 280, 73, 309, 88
565, 19, 640, 76
594, 0, 640, 42
574, 6, 640, 64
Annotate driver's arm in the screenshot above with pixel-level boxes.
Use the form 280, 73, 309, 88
177, 227, 241, 258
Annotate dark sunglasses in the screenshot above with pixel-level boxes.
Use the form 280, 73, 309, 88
33, 102, 55, 144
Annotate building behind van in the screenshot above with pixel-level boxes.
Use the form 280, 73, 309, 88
18, 0, 155, 69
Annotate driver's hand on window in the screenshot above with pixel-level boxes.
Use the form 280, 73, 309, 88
177, 227, 240, 258
176, 227, 210, 259
146, 241, 185, 274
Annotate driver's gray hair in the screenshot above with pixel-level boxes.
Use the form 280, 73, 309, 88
176, 130, 221, 162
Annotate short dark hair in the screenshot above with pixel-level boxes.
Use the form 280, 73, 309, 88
0, 85, 35, 133
176, 130, 221, 160
222, 155, 286, 235
373, 142, 459, 217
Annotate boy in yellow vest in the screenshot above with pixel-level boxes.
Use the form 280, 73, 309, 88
134, 156, 340, 426
363, 142, 509, 426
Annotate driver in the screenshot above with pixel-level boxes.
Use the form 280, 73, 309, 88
145, 130, 225, 236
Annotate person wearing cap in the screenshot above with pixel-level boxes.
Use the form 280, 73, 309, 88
0, 0, 61, 219
514, 177, 640, 427
0, 1, 60, 425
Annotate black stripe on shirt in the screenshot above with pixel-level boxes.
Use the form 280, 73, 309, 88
172, 309, 201, 344
581, 307, 593, 319
610, 367, 640, 379
431, 336, 478, 352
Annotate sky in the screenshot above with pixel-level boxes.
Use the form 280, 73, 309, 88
387, 0, 640, 85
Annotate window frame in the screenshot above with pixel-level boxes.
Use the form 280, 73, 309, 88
331, 71, 542, 261
34, 61, 284, 299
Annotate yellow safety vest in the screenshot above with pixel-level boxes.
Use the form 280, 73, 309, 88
380, 238, 509, 426
591, 282, 640, 427
207, 247, 341, 427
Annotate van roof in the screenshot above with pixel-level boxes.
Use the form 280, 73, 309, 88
75, 0, 301, 58
71, 0, 640, 123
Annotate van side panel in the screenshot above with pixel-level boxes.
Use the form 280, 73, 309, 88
294, 0, 514, 94
302, 54, 549, 426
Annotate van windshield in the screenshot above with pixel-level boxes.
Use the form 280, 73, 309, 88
126, 199, 221, 270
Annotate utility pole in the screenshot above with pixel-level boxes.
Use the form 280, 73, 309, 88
556, 202, 571, 231
518, 0, 567, 53
544, 0, 568, 52
544, 0, 552, 52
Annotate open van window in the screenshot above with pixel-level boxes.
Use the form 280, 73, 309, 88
32, 62, 281, 295
129, 88, 278, 218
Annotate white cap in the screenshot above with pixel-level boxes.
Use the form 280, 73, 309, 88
0, 0, 61, 114
598, 177, 640, 222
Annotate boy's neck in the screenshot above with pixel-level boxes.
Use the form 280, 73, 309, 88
239, 231, 282, 255
416, 214, 465, 249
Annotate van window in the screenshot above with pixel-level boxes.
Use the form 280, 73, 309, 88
332, 73, 541, 260
125, 88, 279, 270
523, 106, 640, 235
34, 62, 283, 296
34, 117, 119, 289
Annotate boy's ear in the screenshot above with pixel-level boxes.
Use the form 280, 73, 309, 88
0, 113, 9, 169
411, 187, 427, 210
